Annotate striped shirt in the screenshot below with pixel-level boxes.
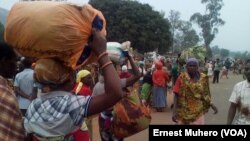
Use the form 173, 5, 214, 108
24, 91, 91, 137
0, 76, 25, 141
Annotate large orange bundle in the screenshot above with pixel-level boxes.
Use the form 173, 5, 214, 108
5, 1, 106, 69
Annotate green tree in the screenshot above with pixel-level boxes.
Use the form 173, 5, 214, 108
168, 11, 199, 53
89, 0, 172, 54
220, 48, 229, 58
190, 0, 225, 57
242, 51, 250, 60
177, 21, 200, 51
211, 45, 220, 55
168, 10, 180, 53
233, 51, 250, 60
0, 22, 4, 41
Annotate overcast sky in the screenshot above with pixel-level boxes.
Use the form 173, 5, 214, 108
1, 0, 249, 52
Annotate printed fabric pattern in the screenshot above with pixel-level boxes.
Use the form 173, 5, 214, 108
112, 89, 151, 138
176, 72, 211, 123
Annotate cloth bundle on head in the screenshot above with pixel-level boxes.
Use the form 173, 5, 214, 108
107, 42, 127, 65
121, 65, 128, 72
76, 70, 91, 83
34, 59, 73, 85
120, 65, 131, 79
155, 60, 163, 70
5, 1, 106, 69
121, 41, 133, 57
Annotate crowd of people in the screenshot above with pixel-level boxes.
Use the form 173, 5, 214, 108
0, 3, 250, 141
1, 37, 250, 140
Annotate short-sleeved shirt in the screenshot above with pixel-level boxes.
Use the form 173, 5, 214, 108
173, 72, 211, 123
14, 68, 34, 109
24, 91, 91, 137
229, 80, 250, 124
213, 62, 221, 71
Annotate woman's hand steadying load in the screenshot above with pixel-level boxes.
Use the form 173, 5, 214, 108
86, 28, 123, 117
89, 28, 107, 57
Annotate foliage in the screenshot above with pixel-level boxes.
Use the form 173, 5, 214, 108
190, 0, 225, 57
168, 10, 180, 52
89, 0, 172, 54
211, 45, 220, 55
180, 46, 207, 64
220, 48, 229, 58
175, 21, 200, 52
0, 22, 4, 41
168, 10, 199, 53
232, 51, 250, 60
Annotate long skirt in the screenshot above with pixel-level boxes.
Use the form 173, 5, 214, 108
140, 83, 152, 105
152, 86, 167, 108
207, 67, 213, 77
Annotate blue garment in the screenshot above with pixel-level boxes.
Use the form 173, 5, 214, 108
14, 68, 34, 109
152, 86, 167, 108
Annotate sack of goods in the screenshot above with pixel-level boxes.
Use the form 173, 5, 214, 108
107, 41, 132, 65
5, 1, 106, 69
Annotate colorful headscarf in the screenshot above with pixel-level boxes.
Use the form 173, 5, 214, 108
155, 60, 163, 70
121, 65, 128, 72
75, 70, 91, 94
34, 59, 73, 85
186, 58, 199, 66
186, 57, 200, 80
76, 70, 91, 83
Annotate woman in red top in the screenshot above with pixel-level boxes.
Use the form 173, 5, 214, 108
172, 58, 218, 125
152, 60, 169, 112
73, 70, 93, 96
72, 69, 93, 141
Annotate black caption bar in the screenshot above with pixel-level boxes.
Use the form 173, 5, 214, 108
149, 125, 250, 140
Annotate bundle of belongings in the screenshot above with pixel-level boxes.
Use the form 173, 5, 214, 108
4, 1, 107, 139
5, 1, 150, 139
5, 1, 106, 70
107, 41, 133, 65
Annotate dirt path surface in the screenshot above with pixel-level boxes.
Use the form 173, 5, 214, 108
92, 72, 243, 141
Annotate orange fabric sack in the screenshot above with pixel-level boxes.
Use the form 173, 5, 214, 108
5, 1, 106, 69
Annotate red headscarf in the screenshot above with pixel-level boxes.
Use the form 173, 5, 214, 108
155, 60, 163, 70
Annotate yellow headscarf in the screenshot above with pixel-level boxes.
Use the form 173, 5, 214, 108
76, 70, 91, 83
75, 70, 91, 94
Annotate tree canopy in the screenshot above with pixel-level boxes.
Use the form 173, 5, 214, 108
232, 51, 250, 60
168, 10, 200, 53
190, 0, 225, 57
220, 48, 229, 58
89, 0, 172, 54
